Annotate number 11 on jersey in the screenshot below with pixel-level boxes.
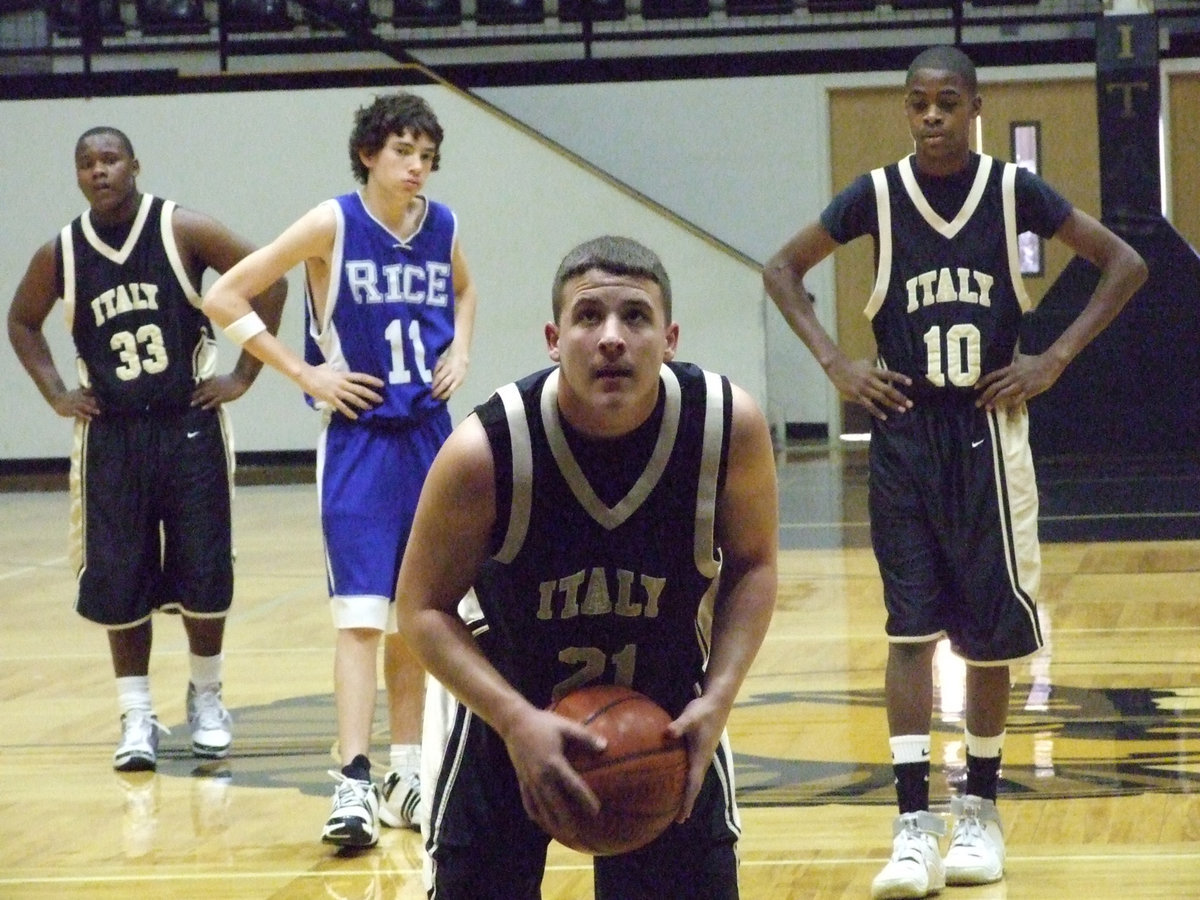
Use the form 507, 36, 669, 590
385, 319, 433, 385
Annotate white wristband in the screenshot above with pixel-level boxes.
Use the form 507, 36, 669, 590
223, 311, 267, 346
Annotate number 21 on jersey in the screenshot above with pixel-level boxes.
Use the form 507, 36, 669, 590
552, 644, 638, 703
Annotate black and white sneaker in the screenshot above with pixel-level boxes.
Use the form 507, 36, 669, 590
186, 682, 233, 759
113, 710, 168, 772
321, 772, 381, 848
379, 770, 421, 830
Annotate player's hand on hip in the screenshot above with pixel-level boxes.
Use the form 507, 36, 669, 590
301, 365, 384, 420
830, 358, 913, 420
975, 352, 1063, 411
191, 373, 250, 409
52, 387, 101, 422
430, 350, 468, 401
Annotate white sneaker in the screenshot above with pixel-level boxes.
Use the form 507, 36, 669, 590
321, 772, 381, 848
187, 682, 233, 759
944, 794, 1005, 885
379, 770, 421, 830
871, 811, 946, 899
113, 710, 168, 772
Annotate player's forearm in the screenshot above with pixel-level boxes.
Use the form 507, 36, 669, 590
404, 606, 533, 739
239, 331, 312, 388
226, 279, 287, 388
700, 567, 777, 712
1044, 245, 1148, 370
763, 269, 844, 373
764, 225, 843, 372
204, 284, 307, 387
451, 285, 478, 361
228, 350, 266, 387
9, 325, 70, 408
252, 278, 288, 337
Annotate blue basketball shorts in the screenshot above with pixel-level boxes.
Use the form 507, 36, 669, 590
316, 409, 451, 631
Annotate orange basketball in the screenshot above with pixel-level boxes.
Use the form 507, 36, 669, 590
546, 683, 688, 856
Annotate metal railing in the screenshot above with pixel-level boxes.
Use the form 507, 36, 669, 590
2, 0, 1198, 76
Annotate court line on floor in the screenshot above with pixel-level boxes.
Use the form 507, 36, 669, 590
757, 623, 1200, 642
6, 849, 1200, 886
0, 555, 68, 581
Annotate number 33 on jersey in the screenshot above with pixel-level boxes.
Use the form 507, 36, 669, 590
65, 195, 217, 411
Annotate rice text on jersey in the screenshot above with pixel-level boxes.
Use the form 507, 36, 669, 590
344, 260, 450, 307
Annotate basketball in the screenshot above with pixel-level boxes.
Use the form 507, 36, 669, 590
546, 683, 688, 856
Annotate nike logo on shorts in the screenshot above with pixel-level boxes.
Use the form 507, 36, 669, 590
187, 431, 201, 439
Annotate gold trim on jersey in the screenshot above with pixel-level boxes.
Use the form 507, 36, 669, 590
80, 192, 153, 265
494, 381, 534, 565
540, 364, 682, 532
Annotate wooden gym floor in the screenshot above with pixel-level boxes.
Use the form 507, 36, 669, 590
1, 447, 1198, 898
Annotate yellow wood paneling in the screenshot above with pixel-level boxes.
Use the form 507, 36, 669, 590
1168, 72, 1200, 250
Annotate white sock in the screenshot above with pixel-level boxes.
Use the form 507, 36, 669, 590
390, 743, 421, 775
965, 729, 1005, 759
189, 652, 223, 691
116, 676, 153, 715
889, 734, 931, 765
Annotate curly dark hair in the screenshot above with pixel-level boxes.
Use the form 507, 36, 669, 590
348, 92, 444, 185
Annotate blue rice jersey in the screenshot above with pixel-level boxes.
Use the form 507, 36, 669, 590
304, 191, 458, 424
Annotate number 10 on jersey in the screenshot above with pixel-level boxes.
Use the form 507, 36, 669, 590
922, 322, 982, 388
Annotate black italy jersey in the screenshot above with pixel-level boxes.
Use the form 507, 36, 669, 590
473, 361, 731, 718
62, 194, 215, 412
864, 154, 1029, 399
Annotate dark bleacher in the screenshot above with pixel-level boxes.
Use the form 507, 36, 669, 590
3, 0, 1193, 80
475, 0, 545, 23
16, 0, 1123, 44
640, 0, 710, 19
557, 0, 625, 22
135, 0, 209, 33
392, 0, 461, 26
807, 0, 876, 11
47, 0, 125, 36
725, 0, 794, 15
222, 0, 295, 31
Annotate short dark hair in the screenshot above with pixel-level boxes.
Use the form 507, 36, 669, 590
348, 92, 444, 185
906, 45, 978, 95
551, 236, 672, 323
76, 126, 135, 160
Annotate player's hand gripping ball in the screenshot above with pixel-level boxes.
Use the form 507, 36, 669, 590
546, 683, 688, 855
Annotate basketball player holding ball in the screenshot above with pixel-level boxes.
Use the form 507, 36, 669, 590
396, 236, 779, 899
